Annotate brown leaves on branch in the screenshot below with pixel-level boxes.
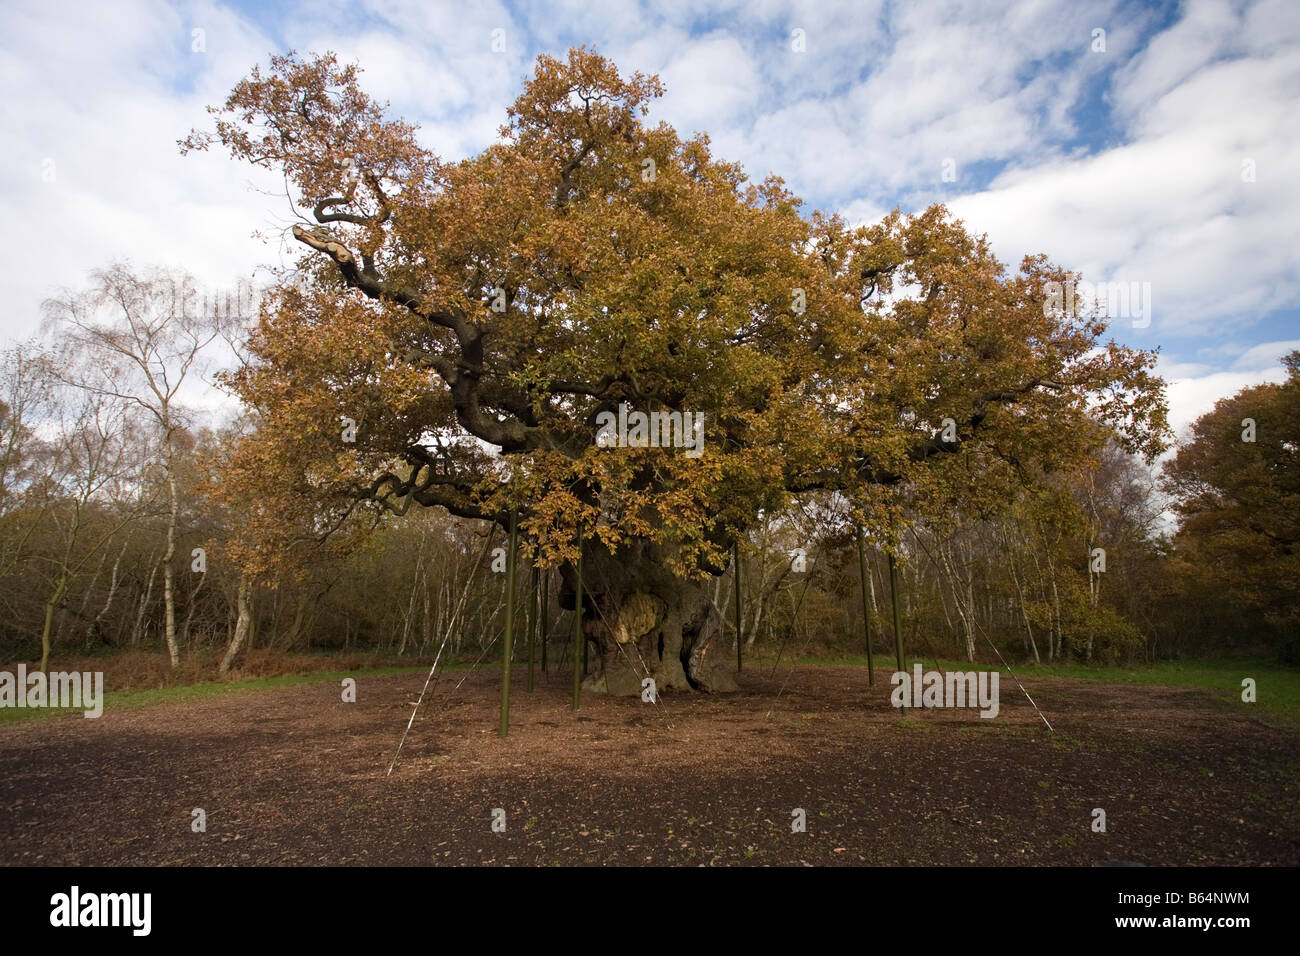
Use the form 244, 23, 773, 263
188, 47, 1170, 579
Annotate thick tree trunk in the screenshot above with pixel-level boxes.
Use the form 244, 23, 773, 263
39, 579, 66, 675
276, 592, 315, 651
558, 538, 738, 696
132, 559, 158, 647
218, 576, 252, 676
87, 535, 128, 645
162, 444, 180, 670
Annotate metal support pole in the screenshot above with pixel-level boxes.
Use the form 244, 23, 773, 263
857, 527, 875, 686
734, 540, 743, 673
526, 564, 538, 692
499, 511, 517, 737
889, 550, 905, 675
541, 568, 549, 673
572, 533, 584, 710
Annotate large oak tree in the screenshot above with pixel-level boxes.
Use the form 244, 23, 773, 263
184, 48, 1167, 693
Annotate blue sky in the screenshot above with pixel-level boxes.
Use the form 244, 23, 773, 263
2, 0, 1297, 435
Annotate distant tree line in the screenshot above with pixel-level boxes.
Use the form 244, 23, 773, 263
1, 265, 1295, 675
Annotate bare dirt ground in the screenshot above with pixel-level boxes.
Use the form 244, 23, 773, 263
1, 664, 1296, 866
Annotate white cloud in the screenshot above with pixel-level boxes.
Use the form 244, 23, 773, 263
1110, 0, 1243, 121
0, 0, 284, 344
655, 32, 762, 133
950, 43, 1300, 335
1160, 338, 1295, 437
1, 0, 1295, 433
1230, 339, 1300, 370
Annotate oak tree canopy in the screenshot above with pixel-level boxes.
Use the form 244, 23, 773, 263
183, 48, 1168, 693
